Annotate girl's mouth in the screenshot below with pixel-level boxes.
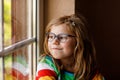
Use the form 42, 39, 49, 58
52, 48, 62, 50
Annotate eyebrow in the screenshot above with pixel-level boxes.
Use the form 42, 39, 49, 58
48, 32, 73, 35
47, 32, 76, 37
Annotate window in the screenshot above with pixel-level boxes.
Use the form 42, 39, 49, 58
0, 0, 40, 80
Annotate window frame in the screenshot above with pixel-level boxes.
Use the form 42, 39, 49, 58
0, 0, 43, 80
0, 0, 4, 80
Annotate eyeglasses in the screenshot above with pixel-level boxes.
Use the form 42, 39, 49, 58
46, 32, 76, 43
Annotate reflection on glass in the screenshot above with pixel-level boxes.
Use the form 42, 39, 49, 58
4, 0, 33, 47
4, 55, 12, 80
1, 0, 36, 80
4, 0, 11, 47
4, 45, 32, 80
0, 58, 2, 79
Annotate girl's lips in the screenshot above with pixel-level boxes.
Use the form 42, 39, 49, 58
52, 48, 62, 50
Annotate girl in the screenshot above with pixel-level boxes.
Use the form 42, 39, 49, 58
36, 14, 105, 80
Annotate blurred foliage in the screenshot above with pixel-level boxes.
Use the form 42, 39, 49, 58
4, 54, 12, 80
4, 0, 11, 46
4, 0, 11, 23
4, 0, 13, 79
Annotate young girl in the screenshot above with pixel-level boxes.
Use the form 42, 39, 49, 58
36, 14, 105, 80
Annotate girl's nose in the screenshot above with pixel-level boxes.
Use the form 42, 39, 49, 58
52, 38, 60, 45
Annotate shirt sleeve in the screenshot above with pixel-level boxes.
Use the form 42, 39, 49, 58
36, 56, 57, 80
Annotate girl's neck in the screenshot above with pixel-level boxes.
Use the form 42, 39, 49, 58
60, 57, 75, 72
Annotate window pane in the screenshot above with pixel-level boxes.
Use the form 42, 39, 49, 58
4, 44, 34, 80
0, 0, 3, 50
4, 54, 12, 80
0, 0, 37, 80
0, 0, 4, 74
4, 0, 12, 47
11, 0, 28, 43
3, 0, 35, 47
0, 58, 3, 79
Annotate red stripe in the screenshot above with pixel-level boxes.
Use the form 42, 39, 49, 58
12, 68, 28, 79
37, 69, 56, 77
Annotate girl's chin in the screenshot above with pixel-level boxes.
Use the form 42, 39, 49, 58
50, 51, 64, 59
51, 54, 63, 59
51, 55, 61, 59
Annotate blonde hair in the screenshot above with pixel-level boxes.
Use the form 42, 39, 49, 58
44, 14, 98, 80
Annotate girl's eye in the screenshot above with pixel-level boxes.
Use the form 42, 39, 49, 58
59, 36, 67, 39
47, 33, 55, 42
58, 35, 68, 41
49, 35, 54, 39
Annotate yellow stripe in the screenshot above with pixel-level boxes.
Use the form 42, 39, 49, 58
39, 76, 56, 80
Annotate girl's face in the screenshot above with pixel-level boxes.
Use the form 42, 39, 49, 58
47, 24, 76, 60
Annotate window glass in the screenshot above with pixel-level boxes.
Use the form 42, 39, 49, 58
4, 44, 34, 80
0, 58, 3, 79
0, 0, 37, 80
4, 0, 35, 47
11, 0, 32, 44
4, 0, 12, 47
4, 54, 12, 80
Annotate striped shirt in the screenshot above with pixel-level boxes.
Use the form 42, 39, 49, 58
36, 55, 75, 80
36, 55, 105, 80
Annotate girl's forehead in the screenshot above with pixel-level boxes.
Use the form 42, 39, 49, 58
50, 24, 72, 34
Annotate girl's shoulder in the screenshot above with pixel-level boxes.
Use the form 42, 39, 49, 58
36, 55, 60, 80
38, 55, 55, 69
39, 55, 53, 63
38, 55, 59, 74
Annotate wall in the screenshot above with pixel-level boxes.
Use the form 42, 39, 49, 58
76, 0, 120, 80
44, 0, 75, 26
39, 0, 75, 54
